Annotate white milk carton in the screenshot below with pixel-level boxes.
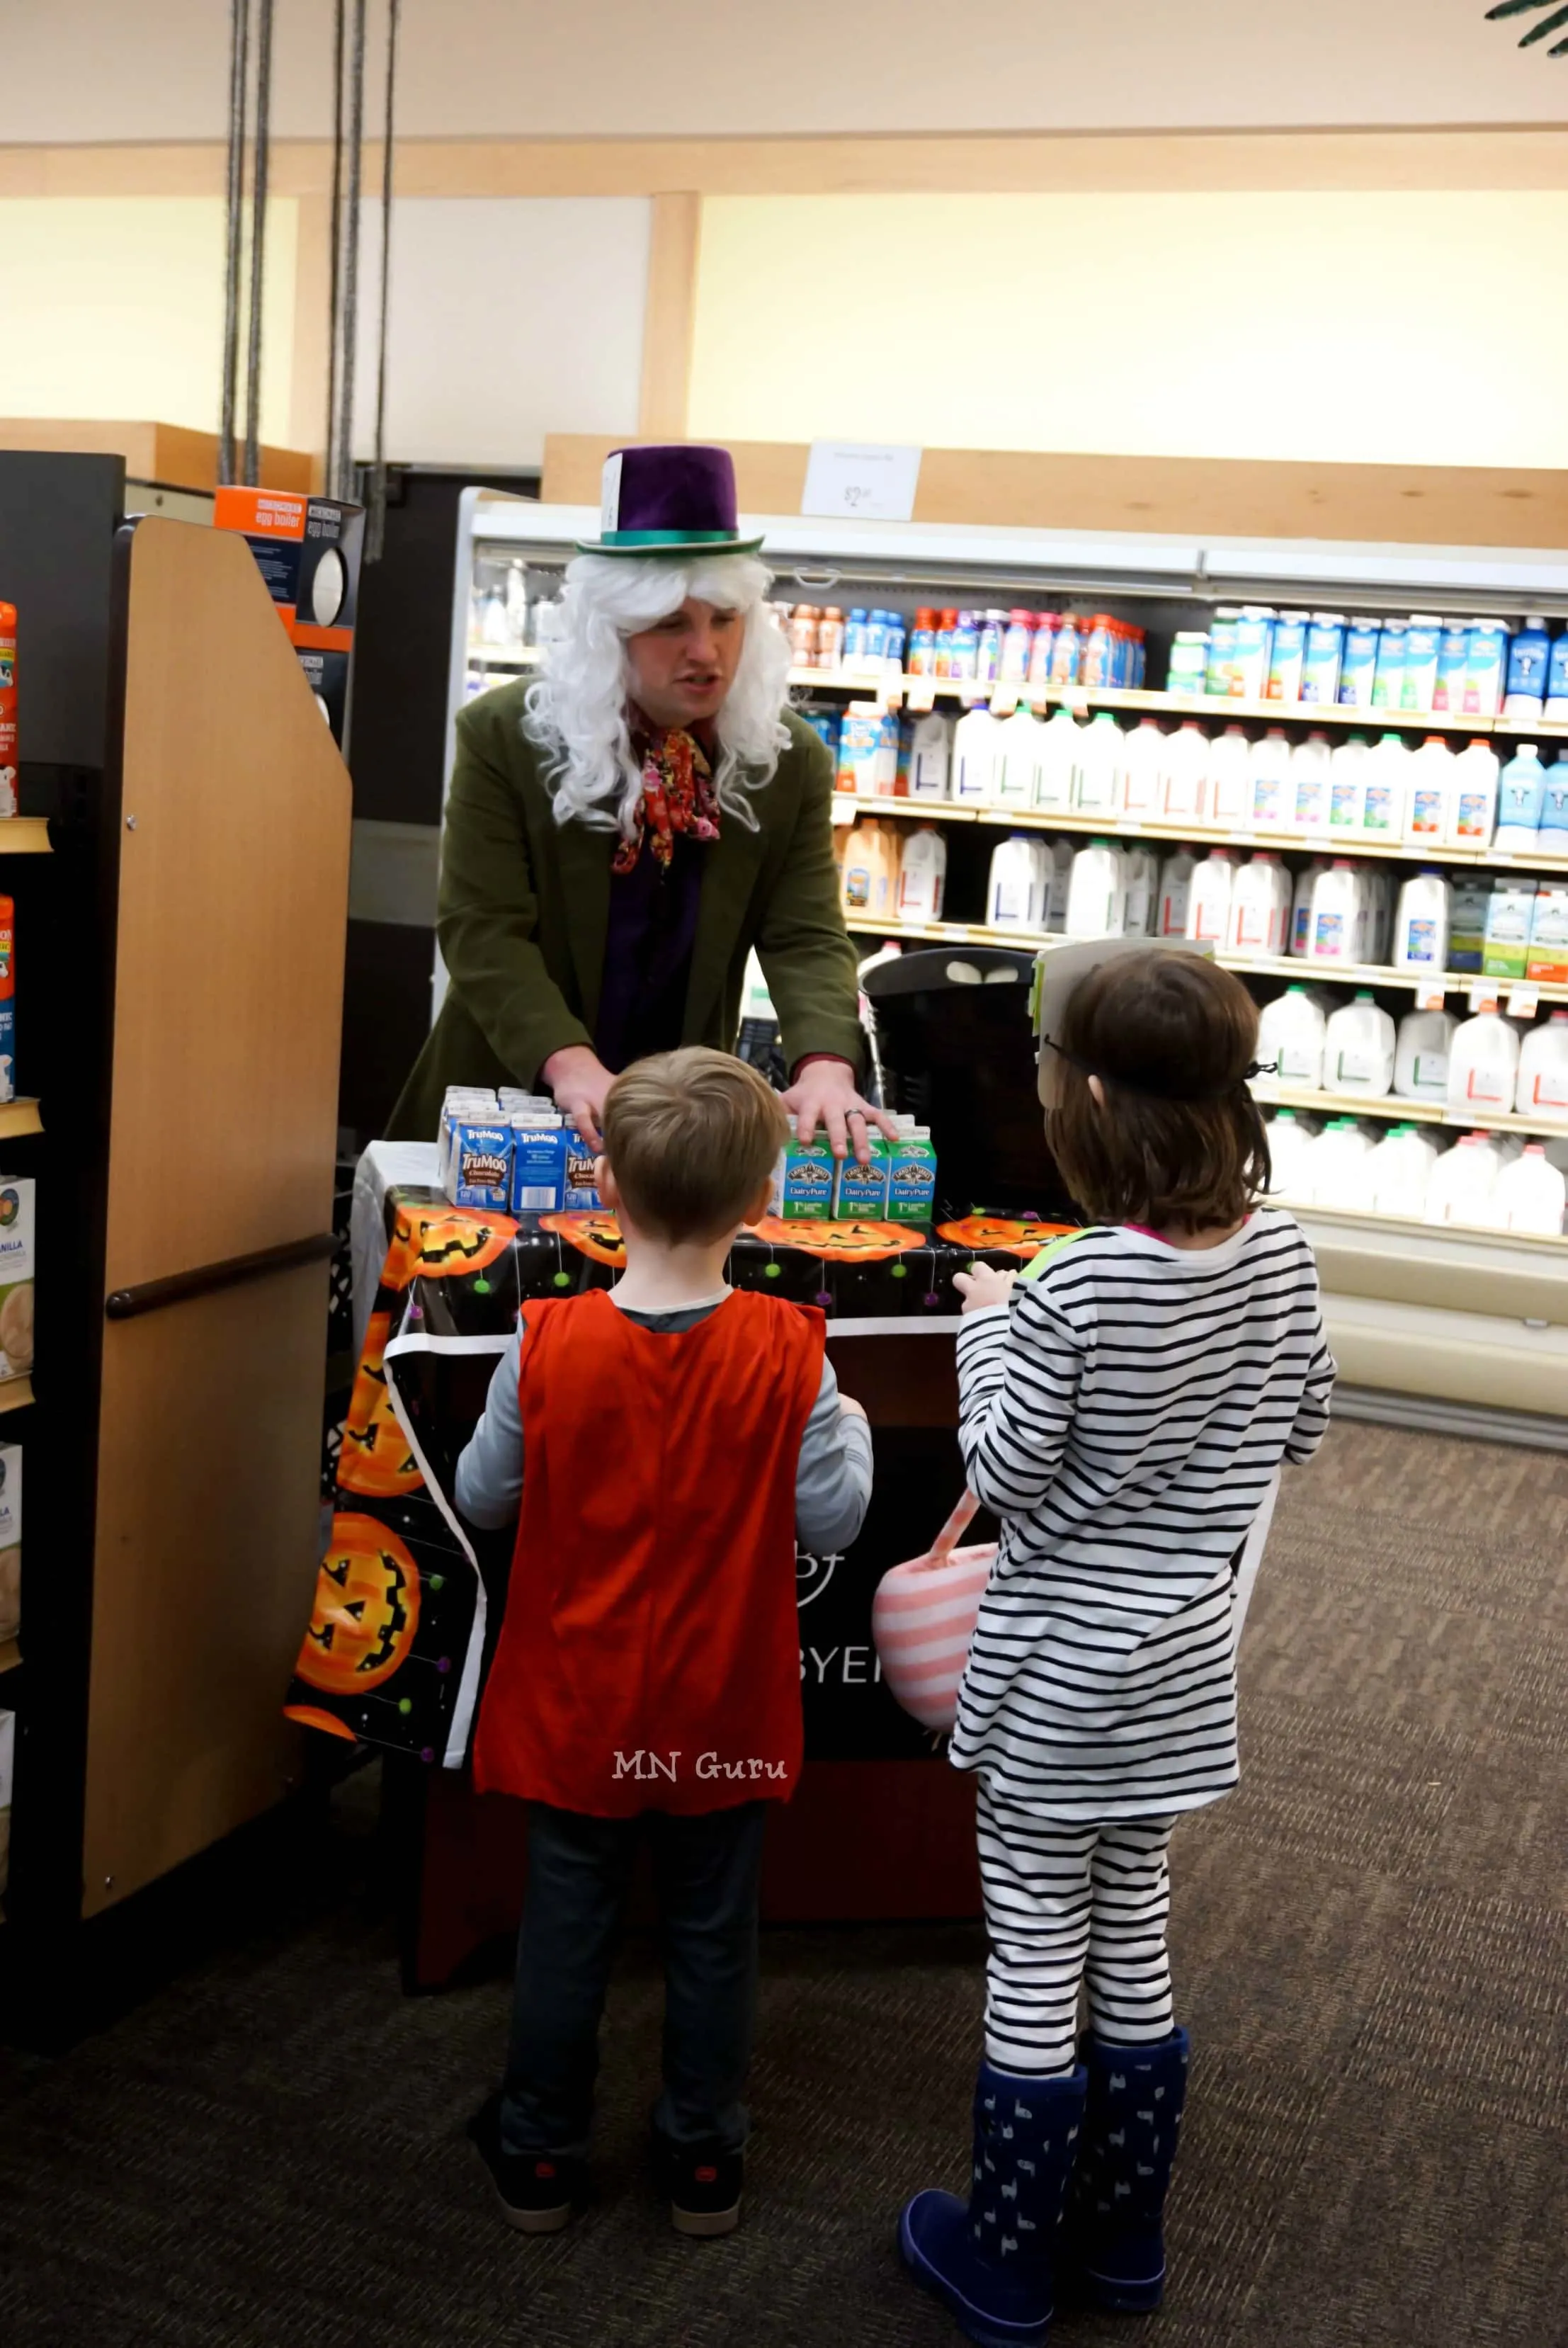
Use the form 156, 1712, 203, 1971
1393, 870, 1452, 974
1185, 849, 1236, 947
1447, 1007, 1521, 1117
1492, 1144, 1567, 1235
897, 825, 948, 924
1227, 852, 1291, 955
1367, 1124, 1439, 1219
1259, 985, 1328, 1089
1394, 1008, 1457, 1103
1324, 992, 1395, 1095
1515, 1010, 1568, 1119
509, 1116, 566, 1215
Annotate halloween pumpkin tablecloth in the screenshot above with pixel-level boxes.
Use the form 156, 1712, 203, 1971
285, 1191, 1072, 1766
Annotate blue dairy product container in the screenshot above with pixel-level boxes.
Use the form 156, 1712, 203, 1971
884, 616, 907, 669
509, 1121, 566, 1214
1338, 619, 1380, 706
1371, 622, 1407, 710
1205, 610, 1239, 696
843, 608, 869, 661
562, 1126, 603, 1210
863, 610, 889, 662
449, 1121, 513, 1210
1539, 749, 1568, 839
949, 613, 979, 680
1300, 615, 1345, 706
976, 614, 1004, 681
1463, 621, 1509, 717
907, 621, 936, 674
1266, 612, 1308, 703
1504, 616, 1552, 718
1399, 616, 1443, 713
1545, 633, 1568, 719
800, 709, 839, 753
1433, 623, 1470, 715
1496, 743, 1547, 849
1233, 608, 1275, 700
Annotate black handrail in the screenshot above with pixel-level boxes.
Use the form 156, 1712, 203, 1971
104, 1231, 338, 1320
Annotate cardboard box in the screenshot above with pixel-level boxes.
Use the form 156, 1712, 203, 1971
213, 487, 363, 748
0, 1178, 34, 1381
0, 1444, 20, 1645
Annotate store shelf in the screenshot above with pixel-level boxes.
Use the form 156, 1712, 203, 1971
797, 669, 1504, 735
0, 1099, 41, 1141
1253, 1082, 1568, 1138
465, 642, 540, 667
0, 819, 51, 855
1294, 1201, 1568, 1254
0, 1377, 32, 1416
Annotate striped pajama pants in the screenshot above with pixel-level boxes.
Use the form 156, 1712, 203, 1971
977, 1779, 1177, 2076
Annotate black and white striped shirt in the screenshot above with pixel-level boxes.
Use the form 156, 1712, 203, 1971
951, 1211, 1334, 1822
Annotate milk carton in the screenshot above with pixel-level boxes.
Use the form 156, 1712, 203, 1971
885, 1125, 938, 1225
1394, 1008, 1457, 1102
1208, 725, 1251, 829
1495, 744, 1546, 853
1432, 623, 1472, 717
1393, 870, 1451, 973
1205, 609, 1240, 696
1367, 1124, 1439, 1219
1527, 883, 1568, 985
1447, 873, 1494, 975
1259, 985, 1327, 1089
834, 1136, 892, 1218
897, 825, 948, 923
1462, 621, 1509, 718
1370, 623, 1407, 710
1450, 739, 1500, 847
1338, 619, 1380, 708
445, 1118, 513, 1210
907, 711, 953, 800
1266, 612, 1308, 703
1482, 877, 1538, 980
1233, 607, 1276, 700
562, 1126, 604, 1210
1447, 1008, 1521, 1116
1034, 705, 1081, 812
1399, 616, 1444, 713
1324, 992, 1395, 1094
1516, 1010, 1568, 1117
780, 1134, 838, 1218
1493, 1144, 1567, 1235
509, 1117, 566, 1215
1300, 615, 1345, 706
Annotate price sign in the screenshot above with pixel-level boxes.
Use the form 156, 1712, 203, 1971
1060, 688, 1090, 715
1468, 980, 1501, 1013
1416, 982, 1448, 1012
831, 795, 858, 828
1509, 983, 1541, 1019
905, 678, 936, 714
801, 441, 923, 523
990, 686, 1020, 716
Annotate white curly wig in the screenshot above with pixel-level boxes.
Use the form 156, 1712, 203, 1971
522, 550, 792, 836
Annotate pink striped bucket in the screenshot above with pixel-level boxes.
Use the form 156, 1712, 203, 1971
872, 1491, 994, 1734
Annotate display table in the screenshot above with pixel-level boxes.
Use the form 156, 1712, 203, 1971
289, 1182, 1063, 1986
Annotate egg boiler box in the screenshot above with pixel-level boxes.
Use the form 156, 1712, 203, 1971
212, 487, 364, 746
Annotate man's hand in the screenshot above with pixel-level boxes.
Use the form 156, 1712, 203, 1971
780, 1057, 900, 1164
541, 1044, 615, 1150
953, 1264, 1018, 1315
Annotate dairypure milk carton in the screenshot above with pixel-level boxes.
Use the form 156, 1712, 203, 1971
509, 1116, 566, 1214
834, 1138, 892, 1218
1482, 877, 1538, 981
779, 1133, 837, 1219
1527, 883, 1568, 985
885, 1126, 938, 1225
1447, 873, 1493, 975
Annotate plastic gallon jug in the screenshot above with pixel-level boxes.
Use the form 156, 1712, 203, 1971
1362, 867, 1393, 965
1122, 845, 1158, 938
1185, 848, 1236, 947
1425, 1133, 1503, 1227
1208, 725, 1251, 829
1264, 1108, 1318, 1198
1065, 839, 1127, 938
1516, 1009, 1568, 1118
954, 704, 1003, 803
1537, 752, 1568, 852
1073, 710, 1124, 816
1495, 743, 1547, 853
1259, 985, 1328, 1089
1044, 836, 1076, 931
1247, 728, 1293, 831
1227, 852, 1292, 955
1311, 1118, 1375, 1210
1450, 739, 1499, 847
1547, 633, 1568, 722
1329, 736, 1370, 838
1324, 992, 1395, 1094
1157, 848, 1196, 939
1290, 860, 1328, 958
1394, 1008, 1457, 1102
989, 834, 1050, 929
1361, 733, 1411, 841
1504, 616, 1553, 721
1290, 732, 1334, 836
1447, 1008, 1521, 1116
897, 825, 948, 924
1493, 1144, 1567, 1235
1404, 736, 1456, 846
841, 819, 900, 920
1120, 719, 1164, 819
1033, 705, 1081, 812
992, 701, 1043, 807
1159, 721, 1210, 822
907, 712, 953, 800
1393, 870, 1452, 973
1309, 862, 1364, 966
1367, 1124, 1439, 1219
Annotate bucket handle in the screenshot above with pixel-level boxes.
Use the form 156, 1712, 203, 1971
912, 1486, 978, 1570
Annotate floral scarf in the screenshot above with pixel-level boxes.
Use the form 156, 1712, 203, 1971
615, 713, 722, 876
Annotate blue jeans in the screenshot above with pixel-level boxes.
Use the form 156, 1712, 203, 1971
500, 1800, 768, 2160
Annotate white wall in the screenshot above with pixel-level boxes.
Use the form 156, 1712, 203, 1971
0, 0, 1558, 142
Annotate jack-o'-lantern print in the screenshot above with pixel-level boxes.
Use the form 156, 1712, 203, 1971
295, 1512, 421, 1696
336, 1310, 423, 1497
937, 1216, 1075, 1258
750, 1216, 919, 1264
540, 1209, 627, 1267
380, 1206, 516, 1291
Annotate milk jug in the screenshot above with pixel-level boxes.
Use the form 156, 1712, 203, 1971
1542, 752, 1568, 852
1367, 1124, 1439, 1220
1264, 1108, 1318, 1198
1516, 1009, 1568, 1118
1504, 616, 1553, 721
954, 704, 1003, 803
1159, 722, 1210, 823
1258, 984, 1327, 1089
1311, 1118, 1375, 1210
1404, 736, 1456, 846
1493, 1143, 1567, 1235
1324, 992, 1395, 1094
992, 702, 1043, 807
1361, 733, 1410, 840
1120, 720, 1164, 819
1247, 728, 1293, 830
1329, 736, 1370, 838
1290, 861, 1327, 958
1044, 836, 1075, 931
1208, 725, 1251, 829
1449, 739, 1499, 847
1185, 848, 1236, 947
1227, 852, 1291, 955
1033, 706, 1081, 812
841, 819, 901, 919
1122, 845, 1157, 938
1393, 870, 1451, 973
1424, 1134, 1502, 1227
1074, 710, 1124, 816
1157, 849, 1196, 938
1394, 1008, 1456, 1102
1446, 1008, 1521, 1116
897, 825, 948, 923
1309, 861, 1364, 965
907, 712, 953, 800
1495, 743, 1546, 853
1290, 732, 1334, 836
1361, 867, 1392, 966
989, 833, 1049, 929
1066, 839, 1127, 939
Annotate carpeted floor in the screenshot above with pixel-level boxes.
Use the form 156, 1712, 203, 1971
1, 1418, 1565, 2347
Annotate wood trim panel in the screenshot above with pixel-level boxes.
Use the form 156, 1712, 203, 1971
288, 195, 333, 481
637, 193, 701, 437
0, 419, 313, 494
543, 433, 1568, 550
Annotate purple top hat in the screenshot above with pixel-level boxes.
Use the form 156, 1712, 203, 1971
575, 443, 763, 557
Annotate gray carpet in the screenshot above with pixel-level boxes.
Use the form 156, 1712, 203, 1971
1, 1419, 1566, 2346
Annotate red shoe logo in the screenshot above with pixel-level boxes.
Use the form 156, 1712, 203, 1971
695, 2165, 717, 2183
533, 2161, 557, 2179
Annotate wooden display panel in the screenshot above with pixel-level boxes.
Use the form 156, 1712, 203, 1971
81, 1262, 329, 1916
103, 517, 351, 1294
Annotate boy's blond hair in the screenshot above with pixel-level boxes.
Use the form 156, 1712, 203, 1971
602, 1048, 789, 1242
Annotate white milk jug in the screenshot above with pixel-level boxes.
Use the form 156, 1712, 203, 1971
1034, 707, 1081, 812
1447, 1008, 1521, 1116
1424, 1133, 1503, 1227
1264, 1108, 1318, 1198
1160, 722, 1210, 823
1066, 839, 1127, 938
1393, 870, 1452, 973
1404, 735, 1456, 846
1208, 725, 1252, 829
1044, 836, 1076, 931
897, 825, 948, 923
1073, 711, 1124, 816
1492, 1143, 1567, 1235
1449, 739, 1499, 847
955, 704, 1003, 804
907, 712, 953, 800
1310, 1118, 1375, 1210
1394, 1008, 1456, 1102
1361, 732, 1411, 841
1157, 849, 1196, 938
1186, 848, 1236, 947
1290, 732, 1334, 836
1122, 845, 1157, 938
1324, 992, 1396, 1094
1227, 852, 1292, 955
1259, 984, 1328, 1089
1328, 736, 1370, 839
1247, 728, 1293, 830
1309, 861, 1364, 966
1120, 720, 1164, 820
1515, 1009, 1568, 1118
989, 833, 1048, 928
1367, 1124, 1439, 1219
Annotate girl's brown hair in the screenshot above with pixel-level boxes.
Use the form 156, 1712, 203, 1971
1047, 951, 1272, 1234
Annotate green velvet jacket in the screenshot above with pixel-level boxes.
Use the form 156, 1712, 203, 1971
387, 684, 863, 1140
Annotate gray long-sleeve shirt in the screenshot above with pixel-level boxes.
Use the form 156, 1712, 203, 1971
454, 1291, 874, 1553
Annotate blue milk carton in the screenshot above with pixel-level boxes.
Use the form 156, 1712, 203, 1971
1338, 618, 1380, 707
1370, 621, 1407, 710
1538, 749, 1568, 846
562, 1126, 603, 1211
509, 1116, 565, 1215
448, 1120, 513, 1210
780, 1135, 837, 1218
1432, 623, 1471, 716
1545, 634, 1568, 722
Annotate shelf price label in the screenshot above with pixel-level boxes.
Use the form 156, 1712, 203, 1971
1467, 980, 1502, 1013
831, 795, 858, 828
990, 686, 1020, 716
1509, 983, 1541, 1019
801, 441, 923, 523
1414, 981, 1448, 1011
905, 678, 936, 714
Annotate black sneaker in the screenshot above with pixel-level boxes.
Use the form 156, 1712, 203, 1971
467, 2094, 584, 2235
653, 2131, 744, 2238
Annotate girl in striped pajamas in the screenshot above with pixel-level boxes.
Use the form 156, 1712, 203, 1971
901, 947, 1335, 2348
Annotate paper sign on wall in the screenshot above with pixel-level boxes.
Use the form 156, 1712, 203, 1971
802, 443, 922, 523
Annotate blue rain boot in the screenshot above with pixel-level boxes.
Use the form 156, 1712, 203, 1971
899, 2058, 1087, 2348
1064, 2026, 1189, 2313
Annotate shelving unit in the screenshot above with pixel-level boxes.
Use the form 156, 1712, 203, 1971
1251, 1083, 1567, 1139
